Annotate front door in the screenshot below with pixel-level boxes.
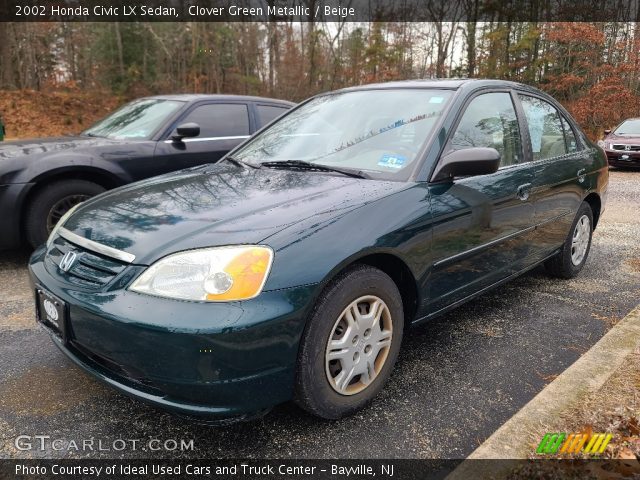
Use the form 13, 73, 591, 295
427, 91, 536, 313
153, 102, 251, 170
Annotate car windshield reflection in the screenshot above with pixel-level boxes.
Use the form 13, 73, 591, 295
232, 89, 452, 181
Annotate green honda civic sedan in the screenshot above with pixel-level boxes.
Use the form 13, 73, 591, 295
29, 79, 608, 421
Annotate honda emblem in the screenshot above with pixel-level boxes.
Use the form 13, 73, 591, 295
59, 251, 77, 272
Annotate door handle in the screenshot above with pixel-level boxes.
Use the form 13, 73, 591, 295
577, 168, 586, 183
516, 183, 532, 201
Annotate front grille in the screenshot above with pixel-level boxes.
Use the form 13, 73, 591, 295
612, 144, 640, 151
46, 235, 127, 289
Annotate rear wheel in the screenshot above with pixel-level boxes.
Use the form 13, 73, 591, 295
544, 201, 593, 279
25, 180, 105, 248
294, 265, 404, 419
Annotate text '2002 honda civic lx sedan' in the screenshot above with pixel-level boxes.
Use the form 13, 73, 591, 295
29, 79, 608, 422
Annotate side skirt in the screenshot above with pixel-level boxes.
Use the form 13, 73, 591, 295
410, 249, 562, 327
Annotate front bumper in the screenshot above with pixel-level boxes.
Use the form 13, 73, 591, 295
605, 149, 640, 167
29, 246, 317, 420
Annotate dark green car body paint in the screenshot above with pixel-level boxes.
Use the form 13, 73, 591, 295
29, 80, 608, 420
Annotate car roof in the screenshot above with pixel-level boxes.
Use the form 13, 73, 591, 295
142, 94, 295, 106
333, 78, 543, 94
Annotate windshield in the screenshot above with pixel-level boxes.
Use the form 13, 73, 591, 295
83, 99, 184, 140
614, 119, 640, 135
232, 89, 453, 180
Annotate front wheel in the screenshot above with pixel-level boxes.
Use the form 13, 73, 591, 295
544, 201, 594, 279
294, 265, 404, 419
25, 180, 105, 248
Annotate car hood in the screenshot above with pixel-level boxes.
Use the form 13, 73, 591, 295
62, 164, 406, 265
0, 136, 126, 161
605, 133, 640, 144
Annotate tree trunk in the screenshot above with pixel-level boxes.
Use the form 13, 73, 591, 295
114, 22, 125, 78
466, 22, 476, 77
0, 23, 15, 88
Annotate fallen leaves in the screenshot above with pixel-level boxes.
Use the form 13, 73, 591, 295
0, 87, 122, 140
617, 447, 636, 460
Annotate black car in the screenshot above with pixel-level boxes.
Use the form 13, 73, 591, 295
0, 94, 294, 249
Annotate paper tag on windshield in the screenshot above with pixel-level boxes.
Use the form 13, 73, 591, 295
378, 154, 406, 169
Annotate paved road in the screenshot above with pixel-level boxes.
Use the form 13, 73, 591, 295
1, 170, 639, 460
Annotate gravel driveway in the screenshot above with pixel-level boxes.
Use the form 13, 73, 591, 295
1, 170, 639, 460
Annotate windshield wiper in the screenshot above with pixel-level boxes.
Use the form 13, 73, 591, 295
260, 160, 368, 179
224, 156, 260, 169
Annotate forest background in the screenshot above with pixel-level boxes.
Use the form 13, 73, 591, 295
0, 20, 638, 139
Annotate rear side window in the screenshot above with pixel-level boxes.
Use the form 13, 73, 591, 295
519, 95, 568, 160
450, 92, 523, 167
256, 104, 289, 126
176, 103, 249, 138
560, 116, 579, 153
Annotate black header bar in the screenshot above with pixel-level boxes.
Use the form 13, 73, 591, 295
0, 0, 639, 22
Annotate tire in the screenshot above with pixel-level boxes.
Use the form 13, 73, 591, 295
544, 201, 594, 279
25, 180, 105, 248
294, 265, 404, 419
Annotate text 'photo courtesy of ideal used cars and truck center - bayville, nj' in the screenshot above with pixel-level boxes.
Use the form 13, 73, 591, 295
1, 1, 640, 479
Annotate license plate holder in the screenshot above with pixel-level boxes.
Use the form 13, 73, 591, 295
35, 286, 68, 341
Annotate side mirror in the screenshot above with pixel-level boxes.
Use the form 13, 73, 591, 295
604, 129, 611, 135
431, 147, 501, 182
172, 123, 200, 142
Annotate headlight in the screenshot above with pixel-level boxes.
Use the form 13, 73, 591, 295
46, 203, 82, 248
129, 246, 274, 302
597, 140, 605, 148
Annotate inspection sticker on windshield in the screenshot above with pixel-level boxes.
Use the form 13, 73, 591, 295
378, 154, 406, 169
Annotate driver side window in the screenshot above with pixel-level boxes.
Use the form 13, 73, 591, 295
173, 103, 250, 139
450, 92, 523, 167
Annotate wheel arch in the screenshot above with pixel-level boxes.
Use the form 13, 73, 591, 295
28, 166, 124, 190
314, 251, 420, 328
357, 253, 419, 326
20, 167, 124, 238
583, 192, 602, 229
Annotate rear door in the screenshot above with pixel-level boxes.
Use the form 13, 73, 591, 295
516, 93, 586, 261
427, 90, 536, 312
154, 102, 252, 169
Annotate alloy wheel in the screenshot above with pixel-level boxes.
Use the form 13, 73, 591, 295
46, 194, 90, 233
